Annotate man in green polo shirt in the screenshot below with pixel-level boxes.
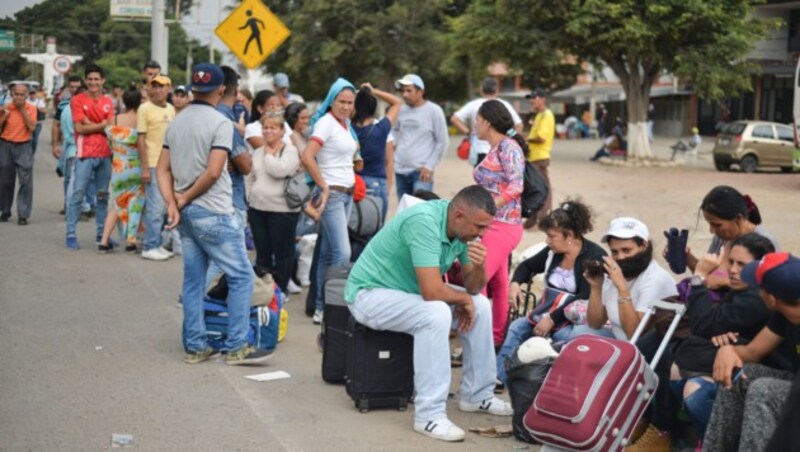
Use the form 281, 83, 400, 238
345, 185, 513, 442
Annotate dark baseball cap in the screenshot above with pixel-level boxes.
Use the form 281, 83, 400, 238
525, 88, 547, 99
190, 63, 224, 93
742, 252, 800, 302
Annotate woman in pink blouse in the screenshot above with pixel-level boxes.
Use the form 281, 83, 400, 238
472, 100, 526, 346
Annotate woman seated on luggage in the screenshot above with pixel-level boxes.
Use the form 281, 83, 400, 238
496, 199, 606, 384
669, 185, 778, 290
670, 233, 792, 446
583, 217, 678, 341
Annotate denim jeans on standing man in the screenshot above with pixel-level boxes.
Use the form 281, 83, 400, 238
178, 204, 254, 353
314, 190, 352, 312
395, 169, 433, 201
66, 157, 111, 241
144, 168, 167, 251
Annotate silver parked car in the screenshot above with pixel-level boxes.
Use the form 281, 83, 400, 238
713, 120, 796, 173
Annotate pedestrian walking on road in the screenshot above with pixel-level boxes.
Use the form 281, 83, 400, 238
0, 83, 37, 225
137, 74, 176, 260
98, 88, 145, 253
353, 82, 402, 222
300, 78, 359, 325
525, 88, 555, 228
471, 100, 525, 347
450, 77, 523, 167
392, 74, 448, 200
158, 63, 270, 366
65, 65, 115, 249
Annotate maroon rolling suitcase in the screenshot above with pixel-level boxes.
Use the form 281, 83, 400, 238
523, 301, 685, 451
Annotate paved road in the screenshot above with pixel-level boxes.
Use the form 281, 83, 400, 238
4, 120, 799, 451
0, 121, 524, 451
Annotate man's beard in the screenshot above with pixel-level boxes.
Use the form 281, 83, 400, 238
616, 242, 653, 279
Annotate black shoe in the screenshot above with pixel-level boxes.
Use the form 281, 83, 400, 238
86, 209, 96, 218
97, 243, 114, 253
0, 215, 9, 222
17, 218, 27, 226
125, 244, 138, 253
59, 208, 66, 215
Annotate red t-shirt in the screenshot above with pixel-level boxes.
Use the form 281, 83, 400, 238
71, 92, 114, 158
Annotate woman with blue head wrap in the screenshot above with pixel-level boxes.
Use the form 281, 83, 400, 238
300, 78, 359, 324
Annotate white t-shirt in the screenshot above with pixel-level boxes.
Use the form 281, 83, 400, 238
244, 120, 292, 152
452, 97, 523, 156
310, 112, 357, 187
601, 260, 677, 340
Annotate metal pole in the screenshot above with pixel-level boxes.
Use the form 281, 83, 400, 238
151, 0, 167, 73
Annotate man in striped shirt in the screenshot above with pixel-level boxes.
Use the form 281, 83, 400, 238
0, 83, 37, 225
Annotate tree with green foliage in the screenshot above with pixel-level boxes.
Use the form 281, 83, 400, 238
10, 0, 210, 89
456, 0, 774, 159
266, 0, 467, 100
448, 1, 583, 94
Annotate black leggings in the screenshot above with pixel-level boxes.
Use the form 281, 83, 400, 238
248, 208, 299, 292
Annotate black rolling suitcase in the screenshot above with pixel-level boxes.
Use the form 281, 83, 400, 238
321, 265, 353, 383
344, 317, 414, 412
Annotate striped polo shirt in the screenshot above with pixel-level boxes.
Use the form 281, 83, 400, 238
0, 103, 37, 143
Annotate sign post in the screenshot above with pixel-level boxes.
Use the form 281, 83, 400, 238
53, 55, 72, 74
0, 30, 15, 51
214, 0, 291, 69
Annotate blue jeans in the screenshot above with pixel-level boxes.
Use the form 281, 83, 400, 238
671, 377, 717, 439
143, 168, 166, 251
496, 318, 614, 382
178, 204, 253, 353
395, 170, 433, 201
361, 175, 387, 222
32, 122, 42, 154
314, 190, 352, 311
66, 157, 111, 240
550, 323, 615, 342
206, 207, 247, 287
63, 158, 93, 213
496, 317, 533, 383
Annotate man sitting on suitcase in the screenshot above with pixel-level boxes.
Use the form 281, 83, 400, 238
345, 184, 513, 442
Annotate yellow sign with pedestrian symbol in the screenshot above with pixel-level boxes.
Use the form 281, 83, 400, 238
215, 0, 291, 69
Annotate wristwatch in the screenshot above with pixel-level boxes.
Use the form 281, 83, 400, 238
690, 274, 706, 286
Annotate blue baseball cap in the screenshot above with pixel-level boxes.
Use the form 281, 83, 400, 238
274, 72, 290, 88
742, 252, 800, 302
190, 63, 224, 93
395, 74, 425, 90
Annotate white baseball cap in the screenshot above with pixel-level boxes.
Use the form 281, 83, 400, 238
602, 217, 649, 243
394, 74, 425, 90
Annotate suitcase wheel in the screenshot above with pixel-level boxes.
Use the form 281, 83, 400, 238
397, 400, 407, 411
356, 399, 369, 413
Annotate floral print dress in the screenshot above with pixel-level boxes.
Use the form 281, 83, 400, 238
105, 125, 144, 246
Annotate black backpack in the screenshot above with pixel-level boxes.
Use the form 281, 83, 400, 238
521, 162, 549, 218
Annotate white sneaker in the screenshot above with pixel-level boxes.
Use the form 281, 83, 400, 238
142, 248, 170, 261
458, 397, 513, 416
156, 246, 174, 259
287, 279, 302, 294
413, 418, 465, 442
312, 309, 323, 325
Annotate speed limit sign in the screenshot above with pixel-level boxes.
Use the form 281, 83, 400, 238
53, 56, 71, 74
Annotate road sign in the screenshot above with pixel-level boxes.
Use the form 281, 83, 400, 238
214, 0, 291, 69
53, 56, 72, 74
110, 0, 152, 18
0, 30, 15, 51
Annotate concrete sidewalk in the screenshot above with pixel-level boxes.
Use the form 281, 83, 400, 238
0, 121, 522, 451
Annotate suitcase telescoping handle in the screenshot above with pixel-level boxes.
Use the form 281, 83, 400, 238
629, 300, 686, 370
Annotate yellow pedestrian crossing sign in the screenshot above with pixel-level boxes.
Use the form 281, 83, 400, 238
215, 0, 291, 69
